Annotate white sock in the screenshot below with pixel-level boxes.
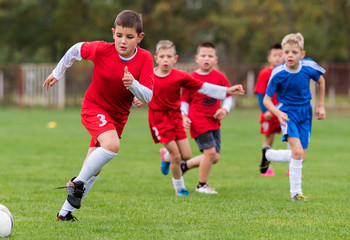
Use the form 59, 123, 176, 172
266, 149, 291, 163
172, 177, 185, 191
76, 147, 116, 182
289, 158, 303, 197
164, 151, 171, 162
82, 175, 98, 200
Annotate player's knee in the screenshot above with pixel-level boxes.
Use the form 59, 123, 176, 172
102, 141, 120, 154
170, 152, 182, 163
292, 149, 304, 160
213, 153, 220, 164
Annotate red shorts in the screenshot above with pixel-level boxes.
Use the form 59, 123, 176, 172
259, 112, 281, 135
148, 109, 187, 144
81, 107, 124, 147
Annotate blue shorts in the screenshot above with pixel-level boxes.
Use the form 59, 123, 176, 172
195, 130, 221, 153
278, 103, 313, 149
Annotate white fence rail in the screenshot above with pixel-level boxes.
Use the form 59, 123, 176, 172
19, 64, 65, 109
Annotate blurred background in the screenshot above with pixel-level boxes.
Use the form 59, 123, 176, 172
0, 0, 349, 108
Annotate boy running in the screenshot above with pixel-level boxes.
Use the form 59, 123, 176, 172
43, 10, 154, 220
180, 42, 240, 194
254, 43, 283, 176
261, 33, 326, 201
148, 40, 244, 196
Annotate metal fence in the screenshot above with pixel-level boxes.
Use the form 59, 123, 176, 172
0, 62, 349, 109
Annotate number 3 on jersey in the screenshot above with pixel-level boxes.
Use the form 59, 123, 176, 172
97, 114, 107, 127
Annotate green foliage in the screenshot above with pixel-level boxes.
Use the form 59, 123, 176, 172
0, 0, 349, 63
0, 107, 349, 239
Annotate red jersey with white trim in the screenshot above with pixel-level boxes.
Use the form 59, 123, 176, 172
80, 41, 154, 124
148, 68, 203, 111
254, 67, 278, 105
181, 69, 231, 138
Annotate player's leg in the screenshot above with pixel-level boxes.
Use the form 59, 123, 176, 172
261, 134, 275, 176
288, 137, 306, 201
164, 140, 188, 196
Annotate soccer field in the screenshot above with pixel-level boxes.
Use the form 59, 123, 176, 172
1, 107, 349, 239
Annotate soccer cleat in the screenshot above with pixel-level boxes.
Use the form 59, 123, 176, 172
291, 194, 307, 201
56, 212, 78, 221
176, 188, 189, 196
259, 146, 271, 174
261, 168, 275, 177
159, 148, 170, 175
66, 177, 85, 209
196, 183, 218, 194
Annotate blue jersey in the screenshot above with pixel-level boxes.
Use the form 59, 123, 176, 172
266, 58, 325, 106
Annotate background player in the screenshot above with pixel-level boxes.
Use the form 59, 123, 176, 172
254, 43, 283, 176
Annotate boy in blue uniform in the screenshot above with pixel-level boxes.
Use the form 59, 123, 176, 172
261, 33, 326, 201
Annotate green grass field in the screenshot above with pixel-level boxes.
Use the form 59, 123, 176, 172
1, 107, 349, 239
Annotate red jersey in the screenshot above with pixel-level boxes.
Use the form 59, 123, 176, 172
148, 68, 203, 111
80, 41, 154, 126
254, 67, 278, 105
181, 69, 231, 138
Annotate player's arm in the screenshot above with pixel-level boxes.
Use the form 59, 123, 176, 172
214, 96, 233, 120
180, 101, 191, 129
43, 42, 84, 91
198, 83, 244, 100
315, 75, 326, 120
123, 67, 153, 103
263, 95, 289, 127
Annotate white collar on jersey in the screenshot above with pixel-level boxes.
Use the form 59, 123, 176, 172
283, 60, 302, 73
119, 47, 138, 61
195, 69, 211, 75
154, 67, 171, 77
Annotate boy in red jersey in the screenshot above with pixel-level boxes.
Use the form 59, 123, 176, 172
43, 10, 154, 221
148, 40, 244, 196
254, 43, 284, 176
180, 42, 241, 194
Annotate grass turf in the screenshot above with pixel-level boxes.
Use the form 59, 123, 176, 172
0, 107, 349, 239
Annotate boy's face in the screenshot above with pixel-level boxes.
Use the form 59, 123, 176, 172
154, 48, 178, 75
268, 49, 283, 68
282, 43, 306, 70
112, 26, 144, 58
195, 47, 218, 73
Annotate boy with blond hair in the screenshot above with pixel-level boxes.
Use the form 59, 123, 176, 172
255, 43, 284, 176
44, 10, 154, 220
149, 40, 244, 196
261, 33, 326, 201
180, 42, 240, 194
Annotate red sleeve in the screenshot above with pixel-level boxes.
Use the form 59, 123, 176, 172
181, 86, 193, 104
137, 48, 154, 91
180, 71, 203, 91
80, 41, 106, 62
254, 67, 271, 94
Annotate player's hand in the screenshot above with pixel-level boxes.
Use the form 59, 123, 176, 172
213, 108, 227, 120
315, 105, 326, 120
183, 115, 191, 129
276, 111, 289, 127
263, 111, 273, 120
122, 66, 134, 88
227, 84, 245, 95
133, 97, 143, 107
43, 73, 58, 91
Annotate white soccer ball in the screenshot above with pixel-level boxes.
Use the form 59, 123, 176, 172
0, 204, 14, 238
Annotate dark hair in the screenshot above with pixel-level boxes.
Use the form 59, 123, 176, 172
114, 10, 143, 34
197, 42, 216, 54
267, 43, 282, 55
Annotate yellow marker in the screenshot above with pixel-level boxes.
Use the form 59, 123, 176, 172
47, 121, 57, 128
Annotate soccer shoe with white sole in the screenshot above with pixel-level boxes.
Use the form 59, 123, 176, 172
291, 194, 307, 201
66, 177, 85, 209
159, 148, 170, 175
176, 188, 189, 196
259, 146, 271, 174
196, 184, 218, 194
56, 212, 78, 221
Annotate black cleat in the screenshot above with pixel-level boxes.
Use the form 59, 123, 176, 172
259, 146, 271, 174
57, 212, 78, 221
66, 177, 85, 209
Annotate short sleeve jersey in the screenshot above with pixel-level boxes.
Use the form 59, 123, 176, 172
254, 67, 278, 106
266, 58, 325, 106
148, 68, 203, 111
181, 69, 231, 138
80, 41, 154, 122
